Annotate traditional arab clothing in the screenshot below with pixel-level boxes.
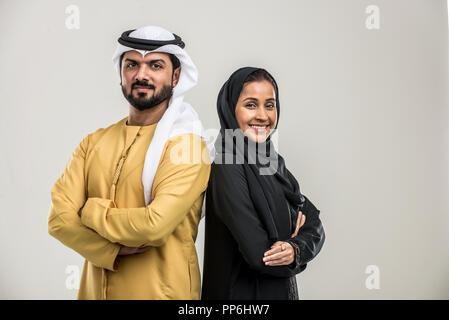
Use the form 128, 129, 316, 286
48, 26, 214, 299
201, 67, 325, 300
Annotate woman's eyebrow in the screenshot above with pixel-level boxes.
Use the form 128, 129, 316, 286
243, 97, 258, 102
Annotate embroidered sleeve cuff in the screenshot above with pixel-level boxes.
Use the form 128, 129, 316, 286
286, 239, 301, 269
101, 242, 121, 272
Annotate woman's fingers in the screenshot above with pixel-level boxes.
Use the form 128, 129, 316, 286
264, 246, 281, 258
265, 241, 283, 256
263, 242, 294, 265
291, 213, 301, 238
299, 212, 306, 228
263, 251, 291, 263
265, 254, 294, 266
291, 211, 306, 238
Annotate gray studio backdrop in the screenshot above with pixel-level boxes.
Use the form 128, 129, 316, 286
0, 0, 448, 299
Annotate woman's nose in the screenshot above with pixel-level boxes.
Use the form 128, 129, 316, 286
255, 106, 268, 121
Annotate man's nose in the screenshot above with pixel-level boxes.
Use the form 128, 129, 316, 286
135, 64, 150, 82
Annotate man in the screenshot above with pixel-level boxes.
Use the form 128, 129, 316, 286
48, 26, 214, 299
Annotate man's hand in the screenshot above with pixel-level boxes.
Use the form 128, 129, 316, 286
118, 245, 151, 256
291, 211, 306, 238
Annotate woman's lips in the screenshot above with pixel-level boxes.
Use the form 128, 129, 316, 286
249, 124, 270, 134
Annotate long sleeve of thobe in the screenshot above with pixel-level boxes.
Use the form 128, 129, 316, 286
209, 164, 309, 278
80, 136, 211, 248
48, 136, 121, 271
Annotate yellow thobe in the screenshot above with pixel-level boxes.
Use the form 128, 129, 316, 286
48, 117, 211, 299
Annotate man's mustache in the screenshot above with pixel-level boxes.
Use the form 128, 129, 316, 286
132, 81, 155, 90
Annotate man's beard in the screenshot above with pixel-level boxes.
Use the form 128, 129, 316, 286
122, 80, 173, 111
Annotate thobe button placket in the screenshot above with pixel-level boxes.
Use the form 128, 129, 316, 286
110, 155, 126, 202
109, 127, 141, 202
102, 126, 142, 299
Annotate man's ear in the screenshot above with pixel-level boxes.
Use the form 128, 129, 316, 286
172, 66, 181, 87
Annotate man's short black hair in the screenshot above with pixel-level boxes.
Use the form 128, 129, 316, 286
169, 54, 181, 70
119, 52, 181, 74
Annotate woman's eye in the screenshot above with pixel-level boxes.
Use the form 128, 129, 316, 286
266, 104, 275, 109
245, 103, 256, 108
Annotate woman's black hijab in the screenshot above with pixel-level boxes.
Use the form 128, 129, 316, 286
215, 67, 305, 241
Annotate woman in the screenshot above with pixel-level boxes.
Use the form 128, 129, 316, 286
201, 67, 325, 300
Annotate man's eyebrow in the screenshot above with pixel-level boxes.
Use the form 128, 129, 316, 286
124, 58, 138, 64
147, 59, 166, 65
124, 58, 167, 66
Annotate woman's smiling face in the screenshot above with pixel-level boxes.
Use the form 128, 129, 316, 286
235, 80, 277, 143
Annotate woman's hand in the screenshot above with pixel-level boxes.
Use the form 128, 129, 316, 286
262, 211, 305, 266
291, 211, 306, 238
263, 241, 294, 266
118, 245, 151, 256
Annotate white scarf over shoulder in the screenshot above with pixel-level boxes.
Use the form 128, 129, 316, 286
112, 26, 215, 206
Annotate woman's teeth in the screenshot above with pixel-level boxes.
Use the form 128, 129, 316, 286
249, 125, 270, 134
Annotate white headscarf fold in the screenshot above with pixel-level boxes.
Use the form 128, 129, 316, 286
112, 26, 215, 206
